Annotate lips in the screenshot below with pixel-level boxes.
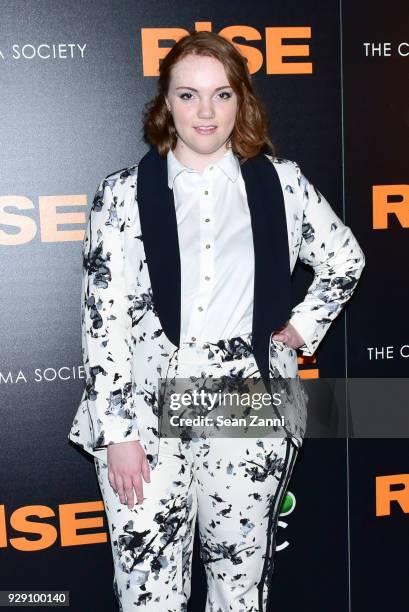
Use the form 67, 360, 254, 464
194, 126, 217, 134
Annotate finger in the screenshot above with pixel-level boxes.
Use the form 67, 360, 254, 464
115, 474, 126, 503
108, 470, 117, 493
123, 476, 135, 509
132, 473, 144, 505
272, 333, 286, 341
141, 458, 151, 484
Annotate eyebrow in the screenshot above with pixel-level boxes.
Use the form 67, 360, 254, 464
175, 86, 233, 92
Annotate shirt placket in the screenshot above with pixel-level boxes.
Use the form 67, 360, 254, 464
185, 164, 215, 343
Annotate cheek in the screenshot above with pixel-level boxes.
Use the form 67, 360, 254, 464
219, 103, 238, 126
172, 104, 195, 126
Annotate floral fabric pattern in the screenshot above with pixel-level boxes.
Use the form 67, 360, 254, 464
68, 156, 365, 469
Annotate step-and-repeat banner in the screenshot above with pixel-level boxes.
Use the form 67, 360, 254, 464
1, 1, 407, 610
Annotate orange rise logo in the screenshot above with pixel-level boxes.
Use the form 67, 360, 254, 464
141, 23, 313, 76
0, 502, 107, 550
373, 185, 409, 229
376, 474, 409, 516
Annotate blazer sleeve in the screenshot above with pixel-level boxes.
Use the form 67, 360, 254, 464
81, 176, 140, 449
288, 162, 366, 356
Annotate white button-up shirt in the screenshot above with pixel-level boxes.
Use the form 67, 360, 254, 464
167, 147, 255, 343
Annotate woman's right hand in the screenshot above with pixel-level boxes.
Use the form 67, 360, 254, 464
107, 440, 151, 509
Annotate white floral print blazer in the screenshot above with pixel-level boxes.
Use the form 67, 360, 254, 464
68, 147, 365, 469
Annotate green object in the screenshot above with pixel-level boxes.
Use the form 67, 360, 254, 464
279, 492, 294, 514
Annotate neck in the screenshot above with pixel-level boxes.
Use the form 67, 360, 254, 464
172, 140, 230, 172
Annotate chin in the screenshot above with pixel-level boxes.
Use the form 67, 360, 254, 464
193, 139, 227, 153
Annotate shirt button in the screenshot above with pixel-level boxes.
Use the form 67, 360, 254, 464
204, 218, 210, 222
209, 166, 213, 170
198, 306, 203, 311
191, 336, 196, 341
205, 244, 211, 249
205, 275, 211, 281
204, 190, 208, 195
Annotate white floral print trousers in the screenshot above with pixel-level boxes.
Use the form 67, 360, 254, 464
94, 332, 300, 612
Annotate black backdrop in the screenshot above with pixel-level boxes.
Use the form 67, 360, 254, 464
1, 1, 407, 610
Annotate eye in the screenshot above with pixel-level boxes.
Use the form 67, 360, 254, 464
179, 92, 194, 100
218, 91, 232, 99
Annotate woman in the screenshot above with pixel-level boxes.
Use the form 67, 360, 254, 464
68, 30, 365, 611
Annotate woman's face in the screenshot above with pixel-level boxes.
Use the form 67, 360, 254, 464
165, 54, 238, 164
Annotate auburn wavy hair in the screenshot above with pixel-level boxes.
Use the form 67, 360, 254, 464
142, 30, 276, 162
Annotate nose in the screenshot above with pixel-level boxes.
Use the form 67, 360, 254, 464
197, 97, 215, 119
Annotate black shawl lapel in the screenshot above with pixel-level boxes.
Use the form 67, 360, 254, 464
241, 154, 291, 386
137, 147, 291, 386
137, 146, 181, 347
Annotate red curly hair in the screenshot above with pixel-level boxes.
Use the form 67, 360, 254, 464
142, 30, 276, 162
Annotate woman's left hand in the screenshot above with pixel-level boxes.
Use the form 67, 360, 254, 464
271, 321, 306, 350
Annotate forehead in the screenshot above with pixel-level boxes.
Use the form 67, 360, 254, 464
169, 54, 230, 88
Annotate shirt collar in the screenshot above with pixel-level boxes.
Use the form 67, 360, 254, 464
167, 147, 240, 189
